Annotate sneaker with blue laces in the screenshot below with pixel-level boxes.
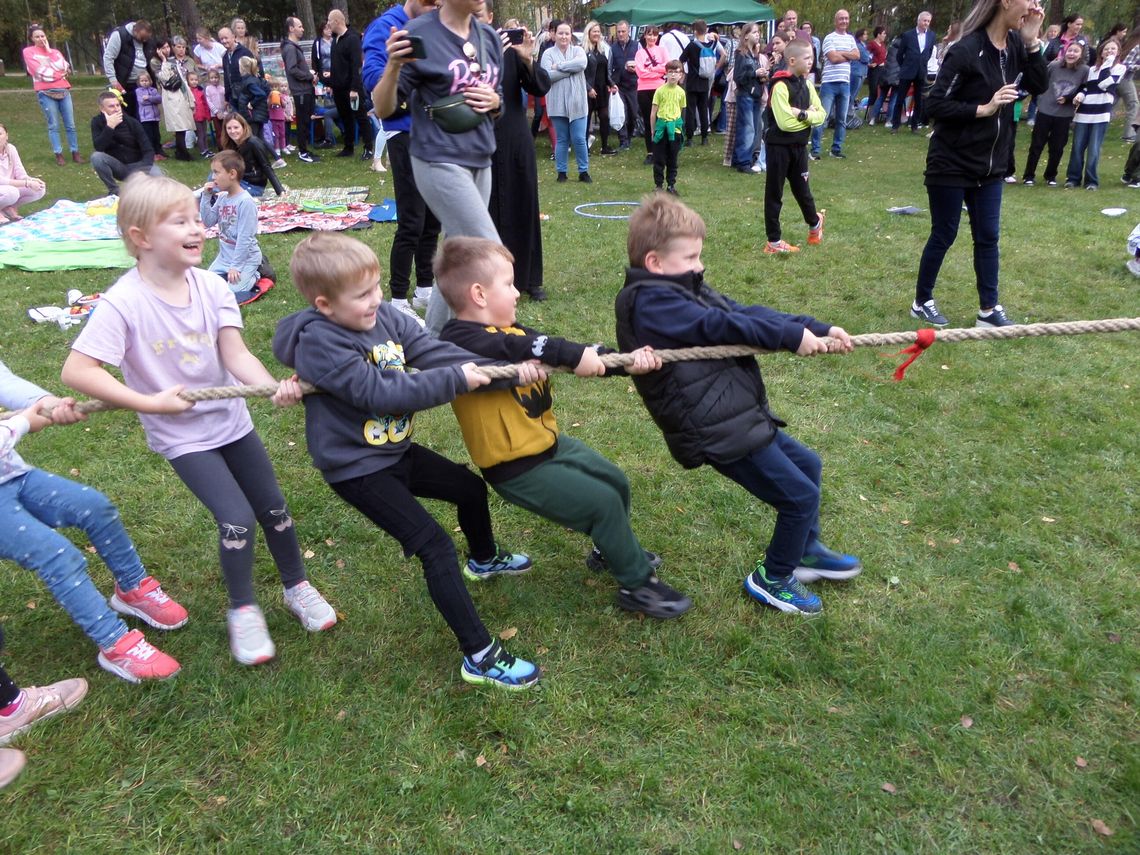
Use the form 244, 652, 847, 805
744, 563, 822, 614
460, 642, 541, 690
585, 546, 662, 574
976, 305, 1015, 328
793, 542, 863, 583
464, 547, 533, 582
911, 299, 949, 327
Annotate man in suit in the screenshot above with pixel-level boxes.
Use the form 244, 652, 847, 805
328, 8, 373, 159
890, 10, 934, 133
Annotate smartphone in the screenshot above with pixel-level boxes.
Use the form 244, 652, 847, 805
407, 35, 427, 59
1012, 72, 1023, 87
505, 28, 525, 45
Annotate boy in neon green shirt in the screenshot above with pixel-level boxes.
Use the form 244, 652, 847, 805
651, 60, 687, 194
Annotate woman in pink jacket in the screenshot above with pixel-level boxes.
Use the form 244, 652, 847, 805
635, 27, 668, 162
22, 27, 83, 167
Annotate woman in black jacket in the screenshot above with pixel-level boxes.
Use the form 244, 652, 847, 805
909, 0, 1046, 330
583, 21, 615, 155
220, 112, 284, 196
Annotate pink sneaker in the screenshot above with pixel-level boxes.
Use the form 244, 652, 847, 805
0, 678, 88, 744
97, 630, 181, 683
111, 576, 188, 630
0, 749, 25, 789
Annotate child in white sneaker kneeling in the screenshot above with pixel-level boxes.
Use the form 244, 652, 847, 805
0, 359, 182, 682
62, 174, 336, 668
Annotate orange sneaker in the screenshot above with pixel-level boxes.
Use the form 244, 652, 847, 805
111, 576, 188, 630
807, 209, 826, 245
97, 630, 181, 683
764, 239, 800, 254
0, 679, 88, 745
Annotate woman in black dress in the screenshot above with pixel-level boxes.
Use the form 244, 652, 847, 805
490, 23, 551, 300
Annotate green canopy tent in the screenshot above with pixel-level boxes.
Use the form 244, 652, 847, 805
593, 0, 777, 26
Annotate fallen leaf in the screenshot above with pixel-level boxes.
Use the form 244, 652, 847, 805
733, 841, 743, 851
336, 710, 347, 721
453, 526, 461, 533
499, 626, 518, 641
571, 422, 581, 427
86, 546, 97, 554
335, 610, 346, 622
475, 754, 487, 768
888, 576, 900, 586
827, 706, 841, 714
583, 577, 601, 588
1106, 632, 1121, 643
1041, 516, 1055, 523
1091, 819, 1113, 837
881, 782, 897, 794
212, 795, 228, 805
940, 364, 949, 370
950, 538, 961, 544
324, 538, 336, 547
675, 506, 684, 513
303, 549, 316, 559
900, 519, 911, 525
926, 539, 936, 547
859, 494, 868, 501
335, 559, 345, 569
1008, 561, 1020, 572
1075, 756, 1088, 768
627, 385, 634, 393
69, 468, 80, 476
536, 645, 549, 655
25, 601, 35, 610
498, 743, 509, 754
287, 441, 296, 447
960, 715, 973, 728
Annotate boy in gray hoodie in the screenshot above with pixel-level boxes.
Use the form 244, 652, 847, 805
272, 232, 541, 690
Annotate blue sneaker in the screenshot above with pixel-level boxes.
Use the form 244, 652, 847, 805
460, 642, 541, 690
744, 564, 822, 615
464, 547, 533, 582
793, 542, 863, 583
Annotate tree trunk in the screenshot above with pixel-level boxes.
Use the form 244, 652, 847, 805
173, 0, 201, 38
298, 0, 316, 39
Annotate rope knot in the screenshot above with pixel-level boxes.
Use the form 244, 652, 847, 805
892, 328, 937, 381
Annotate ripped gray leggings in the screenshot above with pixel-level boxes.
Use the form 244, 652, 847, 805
168, 430, 307, 608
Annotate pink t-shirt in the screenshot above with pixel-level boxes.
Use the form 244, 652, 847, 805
71, 267, 253, 459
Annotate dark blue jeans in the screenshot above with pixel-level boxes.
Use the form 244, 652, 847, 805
733, 92, 762, 168
711, 431, 822, 580
916, 180, 1003, 310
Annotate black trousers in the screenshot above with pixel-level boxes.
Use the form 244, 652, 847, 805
329, 444, 495, 656
638, 89, 655, 153
617, 85, 638, 145
653, 132, 681, 187
1023, 112, 1072, 182
331, 87, 373, 151
684, 84, 710, 141
293, 92, 314, 154
587, 93, 611, 150
386, 133, 442, 300
892, 75, 925, 129
764, 143, 818, 243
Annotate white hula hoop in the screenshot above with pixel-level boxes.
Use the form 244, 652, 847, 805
573, 201, 642, 220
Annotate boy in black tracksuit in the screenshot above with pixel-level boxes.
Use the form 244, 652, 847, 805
763, 41, 826, 254
615, 194, 861, 615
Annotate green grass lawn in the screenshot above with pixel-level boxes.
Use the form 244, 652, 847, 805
0, 87, 1136, 852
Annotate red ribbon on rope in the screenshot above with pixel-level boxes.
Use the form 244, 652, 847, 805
892, 328, 937, 381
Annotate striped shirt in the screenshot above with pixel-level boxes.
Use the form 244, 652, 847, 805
1072, 62, 1126, 124
821, 32, 856, 84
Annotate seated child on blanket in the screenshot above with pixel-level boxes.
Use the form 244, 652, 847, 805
273, 232, 543, 690
200, 150, 272, 305
435, 236, 691, 619
1127, 220, 1140, 277
614, 193, 860, 616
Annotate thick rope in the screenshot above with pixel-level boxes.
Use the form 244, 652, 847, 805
12, 317, 1140, 417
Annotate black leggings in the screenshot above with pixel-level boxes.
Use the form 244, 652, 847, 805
329, 444, 496, 656
169, 430, 307, 609
0, 626, 18, 708
638, 89, 656, 153
587, 93, 611, 150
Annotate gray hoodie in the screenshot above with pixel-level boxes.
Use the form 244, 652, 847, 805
273, 305, 479, 484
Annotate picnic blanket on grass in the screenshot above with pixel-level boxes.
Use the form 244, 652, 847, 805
0, 239, 133, 271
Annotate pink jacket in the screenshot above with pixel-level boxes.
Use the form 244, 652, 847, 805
22, 45, 71, 92
0, 144, 31, 185
635, 45, 669, 91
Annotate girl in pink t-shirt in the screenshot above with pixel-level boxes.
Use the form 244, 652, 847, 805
63, 174, 337, 668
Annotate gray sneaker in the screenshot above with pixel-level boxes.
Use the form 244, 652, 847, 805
910, 299, 949, 327
616, 576, 692, 619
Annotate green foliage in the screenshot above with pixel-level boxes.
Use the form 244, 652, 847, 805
0, 86, 1136, 851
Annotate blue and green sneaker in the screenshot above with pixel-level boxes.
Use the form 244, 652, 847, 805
464, 547, 533, 582
744, 563, 823, 615
461, 642, 541, 690
793, 542, 863, 583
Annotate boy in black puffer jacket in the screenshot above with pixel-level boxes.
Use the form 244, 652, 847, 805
763, 41, 827, 254
615, 193, 860, 616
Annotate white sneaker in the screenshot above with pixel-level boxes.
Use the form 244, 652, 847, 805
271, 158, 287, 169
283, 581, 337, 632
1127, 258, 1140, 278
390, 298, 426, 327
750, 163, 764, 173
226, 605, 275, 666
412, 286, 433, 310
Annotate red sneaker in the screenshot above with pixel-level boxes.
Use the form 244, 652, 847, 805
807, 209, 826, 246
111, 576, 188, 630
98, 630, 181, 683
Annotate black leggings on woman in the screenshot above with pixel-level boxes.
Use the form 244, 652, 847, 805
587, 93, 611, 151
638, 89, 656, 154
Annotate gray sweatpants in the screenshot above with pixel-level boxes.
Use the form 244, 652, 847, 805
410, 156, 499, 334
